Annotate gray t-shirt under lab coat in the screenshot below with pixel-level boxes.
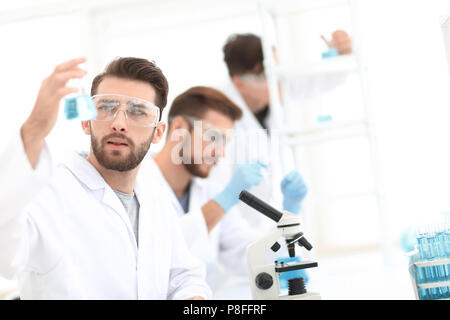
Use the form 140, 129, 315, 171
114, 190, 140, 246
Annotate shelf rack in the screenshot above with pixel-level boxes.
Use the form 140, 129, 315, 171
258, 0, 392, 261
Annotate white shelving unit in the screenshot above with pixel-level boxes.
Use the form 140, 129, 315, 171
274, 53, 358, 78
443, 14, 450, 75
280, 118, 369, 146
258, 0, 392, 262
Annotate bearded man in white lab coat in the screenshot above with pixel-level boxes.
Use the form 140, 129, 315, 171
147, 86, 308, 298
0, 57, 211, 300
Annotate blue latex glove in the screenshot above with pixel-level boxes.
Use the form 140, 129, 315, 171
278, 256, 309, 291
214, 161, 267, 212
281, 170, 308, 214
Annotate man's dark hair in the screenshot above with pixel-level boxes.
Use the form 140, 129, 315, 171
91, 57, 169, 118
223, 33, 264, 77
168, 86, 242, 129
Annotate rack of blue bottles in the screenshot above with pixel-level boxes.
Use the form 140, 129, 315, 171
408, 224, 450, 300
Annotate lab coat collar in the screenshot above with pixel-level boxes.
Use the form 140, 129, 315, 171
144, 153, 168, 189
145, 154, 210, 215
62, 151, 150, 194
62, 151, 141, 252
144, 155, 185, 215
134, 154, 157, 197
61, 151, 108, 191
61, 151, 130, 220
148, 151, 212, 189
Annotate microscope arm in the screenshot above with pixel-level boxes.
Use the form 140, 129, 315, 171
247, 228, 283, 268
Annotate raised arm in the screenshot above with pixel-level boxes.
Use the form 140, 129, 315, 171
0, 58, 87, 279
21, 57, 87, 168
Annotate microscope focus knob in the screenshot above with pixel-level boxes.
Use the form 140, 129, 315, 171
255, 272, 273, 290
271, 242, 281, 252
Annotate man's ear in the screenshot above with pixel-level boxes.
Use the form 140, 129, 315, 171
81, 121, 91, 135
164, 117, 193, 146
152, 121, 167, 144
169, 116, 190, 131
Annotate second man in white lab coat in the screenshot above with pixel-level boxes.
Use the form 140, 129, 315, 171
147, 86, 308, 297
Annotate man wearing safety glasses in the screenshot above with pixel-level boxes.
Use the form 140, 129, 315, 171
148, 87, 261, 297
147, 86, 307, 298
0, 57, 211, 300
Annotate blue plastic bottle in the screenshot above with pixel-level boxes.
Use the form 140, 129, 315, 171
63, 81, 97, 121
64, 94, 97, 121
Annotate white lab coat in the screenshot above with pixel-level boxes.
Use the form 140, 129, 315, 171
0, 131, 211, 300
142, 157, 260, 293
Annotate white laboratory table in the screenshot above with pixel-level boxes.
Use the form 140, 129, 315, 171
0, 251, 415, 300
213, 250, 415, 300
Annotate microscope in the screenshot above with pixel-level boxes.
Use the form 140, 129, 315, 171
239, 190, 321, 300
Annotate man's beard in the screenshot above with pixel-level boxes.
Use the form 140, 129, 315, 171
179, 149, 217, 179
91, 130, 154, 172
183, 162, 210, 178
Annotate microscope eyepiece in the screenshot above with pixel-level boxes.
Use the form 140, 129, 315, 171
298, 237, 313, 251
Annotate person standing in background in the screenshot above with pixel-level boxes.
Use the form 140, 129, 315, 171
212, 31, 352, 227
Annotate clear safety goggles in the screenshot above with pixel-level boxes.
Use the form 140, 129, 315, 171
171, 115, 232, 146
91, 94, 160, 127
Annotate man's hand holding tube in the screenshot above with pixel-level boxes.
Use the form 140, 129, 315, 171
213, 161, 267, 212
281, 170, 308, 215
21, 57, 87, 169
